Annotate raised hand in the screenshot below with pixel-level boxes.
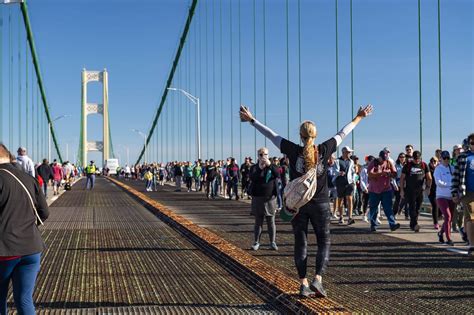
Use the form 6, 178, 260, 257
239, 105, 255, 122
356, 104, 374, 118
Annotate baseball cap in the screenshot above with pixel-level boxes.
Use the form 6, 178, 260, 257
453, 144, 462, 150
383, 147, 391, 153
441, 151, 450, 159
341, 146, 354, 152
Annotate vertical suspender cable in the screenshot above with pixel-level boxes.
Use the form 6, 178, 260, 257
418, 0, 423, 153
9, 8, 12, 147
36, 86, 39, 159
263, 0, 267, 147
238, 0, 242, 163
253, 0, 257, 156
0, 8, 3, 143
26, 34, 28, 150
437, 0, 442, 149
297, 0, 302, 123
230, 0, 234, 156
350, 0, 354, 149
220, 0, 223, 160
213, 0, 216, 159
335, 0, 339, 135
286, 0, 290, 139
199, 3, 202, 160
18, 8, 22, 146
205, 0, 209, 159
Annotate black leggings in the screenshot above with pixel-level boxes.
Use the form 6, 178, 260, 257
291, 200, 331, 279
254, 215, 276, 244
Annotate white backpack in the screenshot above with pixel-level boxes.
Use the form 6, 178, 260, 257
282, 146, 318, 219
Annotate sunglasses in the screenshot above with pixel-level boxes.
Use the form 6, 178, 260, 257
259, 153, 268, 157
442, 156, 450, 160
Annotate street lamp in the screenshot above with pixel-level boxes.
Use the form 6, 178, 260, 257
132, 129, 147, 164
48, 115, 70, 162
118, 144, 130, 166
167, 87, 201, 160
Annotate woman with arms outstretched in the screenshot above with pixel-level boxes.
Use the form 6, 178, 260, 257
240, 104, 373, 298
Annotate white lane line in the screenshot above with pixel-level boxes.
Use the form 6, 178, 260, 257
446, 248, 469, 255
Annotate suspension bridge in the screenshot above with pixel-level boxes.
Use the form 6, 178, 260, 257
0, 0, 472, 314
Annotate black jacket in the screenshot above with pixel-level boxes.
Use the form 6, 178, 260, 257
249, 164, 280, 197
0, 163, 49, 256
37, 163, 53, 182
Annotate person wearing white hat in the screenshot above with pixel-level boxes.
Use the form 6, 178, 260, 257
334, 146, 357, 225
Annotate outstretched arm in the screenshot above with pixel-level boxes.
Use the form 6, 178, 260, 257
240, 106, 282, 149
333, 104, 373, 146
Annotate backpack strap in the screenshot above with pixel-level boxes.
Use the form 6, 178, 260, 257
0, 169, 44, 225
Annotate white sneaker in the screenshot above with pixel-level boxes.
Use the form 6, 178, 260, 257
376, 218, 382, 225
363, 215, 368, 223
339, 218, 345, 225
332, 214, 339, 220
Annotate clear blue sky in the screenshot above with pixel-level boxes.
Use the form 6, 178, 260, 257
1, 0, 472, 165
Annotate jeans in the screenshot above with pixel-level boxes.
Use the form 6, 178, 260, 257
85, 174, 95, 190
175, 176, 182, 190
368, 191, 397, 229
194, 178, 201, 191
0, 253, 41, 315
276, 180, 283, 209
254, 215, 276, 244
146, 180, 152, 190
42, 182, 48, 196
292, 200, 331, 278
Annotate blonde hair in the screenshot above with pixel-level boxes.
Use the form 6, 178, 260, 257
300, 121, 318, 170
258, 147, 269, 155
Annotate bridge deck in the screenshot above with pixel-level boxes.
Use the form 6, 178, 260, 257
118, 178, 474, 314
16, 178, 278, 314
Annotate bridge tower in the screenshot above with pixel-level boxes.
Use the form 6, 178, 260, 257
80, 69, 109, 168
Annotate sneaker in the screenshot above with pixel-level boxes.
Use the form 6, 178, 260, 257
414, 224, 420, 233
270, 242, 278, 250
460, 227, 468, 243
347, 218, 355, 226
437, 231, 444, 243
299, 284, 315, 298
434, 223, 440, 230
363, 215, 368, 223
390, 223, 401, 232
445, 240, 454, 246
309, 279, 327, 298
251, 242, 260, 251
338, 218, 345, 225
376, 218, 382, 225
332, 214, 339, 220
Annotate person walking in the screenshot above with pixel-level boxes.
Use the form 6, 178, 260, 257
227, 158, 240, 200
36, 159, 52, 196
241, 104, 373, 298
16, 147, 35, 178
452, 133, 474, 257
393, 153, 408, 219
85, 161, 96, 190
334, 146, 357, 225
240, 157, 252, 199
428, 156, 441, 229
183, 162, 193, 192
367, 150, 401, 232
174, 162, 183, 192
0, 143, 49, 315
400, 151, 432, 232
434, 151, 456, 245
249, 147, 280, 251
51, 161, 64, 196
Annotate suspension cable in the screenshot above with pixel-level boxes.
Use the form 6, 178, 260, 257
418, 0, 423, 153
350, 0, 354, 149
286, 0, 290, 139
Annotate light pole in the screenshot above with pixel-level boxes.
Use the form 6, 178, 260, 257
118, 144, 130, 166
48, 115, 70, 162
167, 87, 201, 160
132, 129, 147, 164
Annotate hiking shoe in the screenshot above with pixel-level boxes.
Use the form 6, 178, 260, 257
309, 279, 327, 298
438, 231, 445, 243
347, 218, 355, 226
445, 240, 454, 246
414, 224, 420, 233
390, 223, 401, 232
270, 242, 278, 251
299, 285, 315, 298
251, 243, 260, 251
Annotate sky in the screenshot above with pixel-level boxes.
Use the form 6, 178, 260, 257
0, 0, 472, 165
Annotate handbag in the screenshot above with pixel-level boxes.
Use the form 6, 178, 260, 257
281, 146, 318, 222
0, 169, 44, 225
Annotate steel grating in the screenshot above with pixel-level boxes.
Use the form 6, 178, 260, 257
117, 178, 474, 314
7, 178, 279, 314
